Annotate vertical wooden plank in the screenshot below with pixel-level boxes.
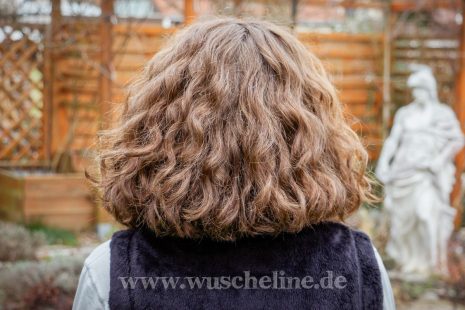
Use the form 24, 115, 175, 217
0, 170, 25, 223
49, 0, 62, 164
233, 0, 243, 17
452, 4, 465, 228
43, 0, 61, 166
382, 6, 393, 140
100, 0, 114, 129
97, 0, 114, 225
290, 0, 298, 29
42, 21, 52, 164
184, 0, 196, 24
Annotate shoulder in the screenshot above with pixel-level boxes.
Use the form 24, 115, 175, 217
343, 224, 386, 308
73, 240, 111, 310
436, 102, 454, 112
315, 221, 371, 242
434, 103, 456, 118
372, 246, 396, 310
393, 105, 411, 121
309, 222, 377, 254
109, 229, 136, 250
83, 240, 111, 306
308, 222, 385, 307
85, 239, 111, 268
389, 105, 411, 129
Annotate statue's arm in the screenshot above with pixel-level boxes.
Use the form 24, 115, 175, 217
375, 112, 403, 183
431, 111, 465, 172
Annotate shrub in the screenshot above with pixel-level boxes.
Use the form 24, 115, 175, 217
0, 221, 45, 261
26, 221, 78, 246
446, 229, 465, 305
0, 256, 84, 310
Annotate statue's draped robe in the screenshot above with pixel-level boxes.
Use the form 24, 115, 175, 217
384, 103, 463, 274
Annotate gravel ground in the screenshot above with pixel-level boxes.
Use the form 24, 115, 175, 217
398, 299, 465, 310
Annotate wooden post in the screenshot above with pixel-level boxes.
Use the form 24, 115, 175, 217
42, 1, 59, 165
48, 0, 62, 164
99, 0, 114, 129
233, 0, 242, 17
452, 4, 465, 228
381, 5, 393, 140
290, 0, 298, 29
97, 0, 115, 225
184, 0, 196, 24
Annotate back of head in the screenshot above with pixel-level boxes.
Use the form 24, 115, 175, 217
95, 17, 373, 240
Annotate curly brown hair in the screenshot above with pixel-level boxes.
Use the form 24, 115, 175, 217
92, 17, 375, 240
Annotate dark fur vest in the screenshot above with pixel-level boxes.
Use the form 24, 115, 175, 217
109, 222, 383, 310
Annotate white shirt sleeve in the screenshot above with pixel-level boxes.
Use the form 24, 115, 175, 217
73, 240, 111, 310
373, 245, 396, 310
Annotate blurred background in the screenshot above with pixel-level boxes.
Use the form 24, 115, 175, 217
0, 0, 464, 309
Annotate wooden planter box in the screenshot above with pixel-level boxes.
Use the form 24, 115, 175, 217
0, 168, 96, 231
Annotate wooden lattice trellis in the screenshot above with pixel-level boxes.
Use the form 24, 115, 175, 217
0, 23, 46, 165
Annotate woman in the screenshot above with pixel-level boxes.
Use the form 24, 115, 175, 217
74, 18, 394, 309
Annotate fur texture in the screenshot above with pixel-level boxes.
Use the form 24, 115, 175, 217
110, 222, 382, 309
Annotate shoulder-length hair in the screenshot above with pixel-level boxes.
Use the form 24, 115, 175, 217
93, 18, 375, 240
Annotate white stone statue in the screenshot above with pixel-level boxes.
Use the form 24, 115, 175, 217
376, 64, 464, 276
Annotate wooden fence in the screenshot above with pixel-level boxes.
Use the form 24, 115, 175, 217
5, 10, 464, 170
298, 32, 384, 158
0, 19, 384, 169
0, 22, 47, 166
